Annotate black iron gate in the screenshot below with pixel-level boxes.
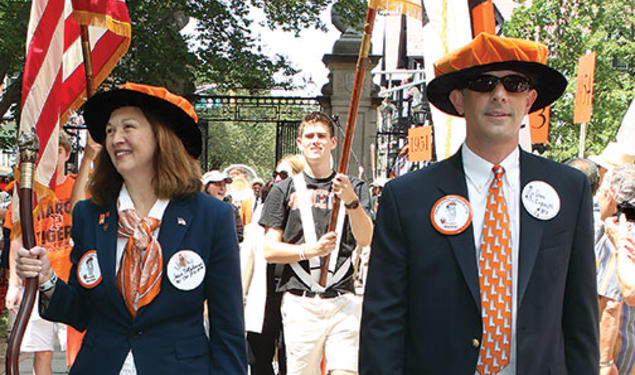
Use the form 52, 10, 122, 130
195, 95, 321, 171
275, 120, 300, 162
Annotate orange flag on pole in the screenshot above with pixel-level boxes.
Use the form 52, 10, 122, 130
468, 0, 496, 36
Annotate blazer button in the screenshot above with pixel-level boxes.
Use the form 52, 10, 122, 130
472, 338, 480, 348
129, 330, 142, 338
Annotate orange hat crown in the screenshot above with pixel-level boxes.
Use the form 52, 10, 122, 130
434, 33, 548, 77
120, 82, 198, 123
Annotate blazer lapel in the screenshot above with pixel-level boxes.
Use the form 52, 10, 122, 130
438, 151, 481, 311
157, 197, 194, 263
517, 150, 545, 307
96, 204, 129, 317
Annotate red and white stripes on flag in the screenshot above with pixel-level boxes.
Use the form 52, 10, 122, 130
20, 0, 65, 191
15, 0, 130, 228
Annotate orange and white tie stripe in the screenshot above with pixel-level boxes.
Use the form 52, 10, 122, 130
117, 209, 163, 319
476, 165, 511, 374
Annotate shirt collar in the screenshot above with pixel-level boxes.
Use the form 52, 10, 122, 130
462, 143, 520, 191
117, 184, 170, 220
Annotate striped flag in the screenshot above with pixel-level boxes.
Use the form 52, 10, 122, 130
14, 0, 130, 230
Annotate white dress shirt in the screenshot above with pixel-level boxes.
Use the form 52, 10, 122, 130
116, 184, 169, 375
462, 144, 520, 375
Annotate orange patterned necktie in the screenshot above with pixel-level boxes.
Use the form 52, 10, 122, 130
117, 208, 163, 319
476, 165, 512, 374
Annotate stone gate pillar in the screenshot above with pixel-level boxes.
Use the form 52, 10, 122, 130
318, 28, 382, 182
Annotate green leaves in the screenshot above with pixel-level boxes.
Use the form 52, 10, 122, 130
503, 0, 634, 161
0, 0, 365, 115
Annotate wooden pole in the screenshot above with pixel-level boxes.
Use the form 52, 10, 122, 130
80, 25, 96, 97
319, 7, 377, 287
578, 122, 588, 158
6, 129, 39, 375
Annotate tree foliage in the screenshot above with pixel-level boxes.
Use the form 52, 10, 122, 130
0, 0, 366, 171
205, 121, 277, 179
201, 100, 319, 179
503, 0, 634, 161
0, 0, 365, 116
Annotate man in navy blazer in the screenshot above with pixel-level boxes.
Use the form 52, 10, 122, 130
360, 33, 598, 374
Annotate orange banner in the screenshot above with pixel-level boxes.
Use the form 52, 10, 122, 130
408, 126, 432, 161
529, 106, 550, 144
574, 51, 596, 124
469, 0, 496, 36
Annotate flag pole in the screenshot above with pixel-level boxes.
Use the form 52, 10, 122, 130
319, 5, 378, 287
80, 25, 96, 97
5, 130, 40, 375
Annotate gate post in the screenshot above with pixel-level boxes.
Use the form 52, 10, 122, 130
319, 19, 382, 181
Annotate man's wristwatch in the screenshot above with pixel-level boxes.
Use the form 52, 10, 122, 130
599, 360, 614, 368
344, 199, 360, 210
39, 273, 58, 293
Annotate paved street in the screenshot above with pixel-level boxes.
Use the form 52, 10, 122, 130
1, 347, 67, 374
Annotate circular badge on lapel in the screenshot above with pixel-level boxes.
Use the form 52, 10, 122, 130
522, 181, 560, 220
77, 250, 102, 289
431, 195, 472, 235
167, 250, 206, 291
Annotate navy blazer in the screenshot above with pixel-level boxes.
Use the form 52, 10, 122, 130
41, 192, 247, 374
360, 150, 598, 375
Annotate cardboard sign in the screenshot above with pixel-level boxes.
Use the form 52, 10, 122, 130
529, 106, 551, 144
408, 126, 432, 162
574, 52, 596, 124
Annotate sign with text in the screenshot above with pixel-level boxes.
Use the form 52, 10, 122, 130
408, 126, 432, 161
574, 52, 596, 124
529, 106, 551, 144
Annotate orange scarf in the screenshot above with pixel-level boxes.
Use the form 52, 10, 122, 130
116, 208, 163, 318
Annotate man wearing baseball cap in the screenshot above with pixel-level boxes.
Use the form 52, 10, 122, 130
202, 170, 243, 242
360, 33, 598, 374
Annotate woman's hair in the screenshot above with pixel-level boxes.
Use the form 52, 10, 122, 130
277, 154, 305, 176
89, 108, 202, 207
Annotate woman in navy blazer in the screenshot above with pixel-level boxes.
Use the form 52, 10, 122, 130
16, 83, 247, 374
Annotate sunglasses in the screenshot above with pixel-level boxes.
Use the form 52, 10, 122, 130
466, 74, 532, 93
272, 170, 289, 180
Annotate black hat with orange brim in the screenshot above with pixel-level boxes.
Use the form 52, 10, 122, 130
83, 82, 201, 157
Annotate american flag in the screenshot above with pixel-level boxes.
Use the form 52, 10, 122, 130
14, 0, 130, 228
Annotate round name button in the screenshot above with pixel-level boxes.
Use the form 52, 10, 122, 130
431, 195, 473, 235
167, 250, 206, 291
77, 250, 102, 289
522, 180, 560, 220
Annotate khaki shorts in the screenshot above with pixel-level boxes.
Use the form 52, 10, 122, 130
281, 292, 362, 375
20, 293, 66, 352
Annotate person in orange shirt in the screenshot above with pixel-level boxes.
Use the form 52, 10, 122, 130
5, 132, 79, 374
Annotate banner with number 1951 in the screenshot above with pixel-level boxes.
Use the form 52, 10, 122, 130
408, 126, 432, 162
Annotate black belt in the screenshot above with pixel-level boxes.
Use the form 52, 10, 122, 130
287, 289, 346, 299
